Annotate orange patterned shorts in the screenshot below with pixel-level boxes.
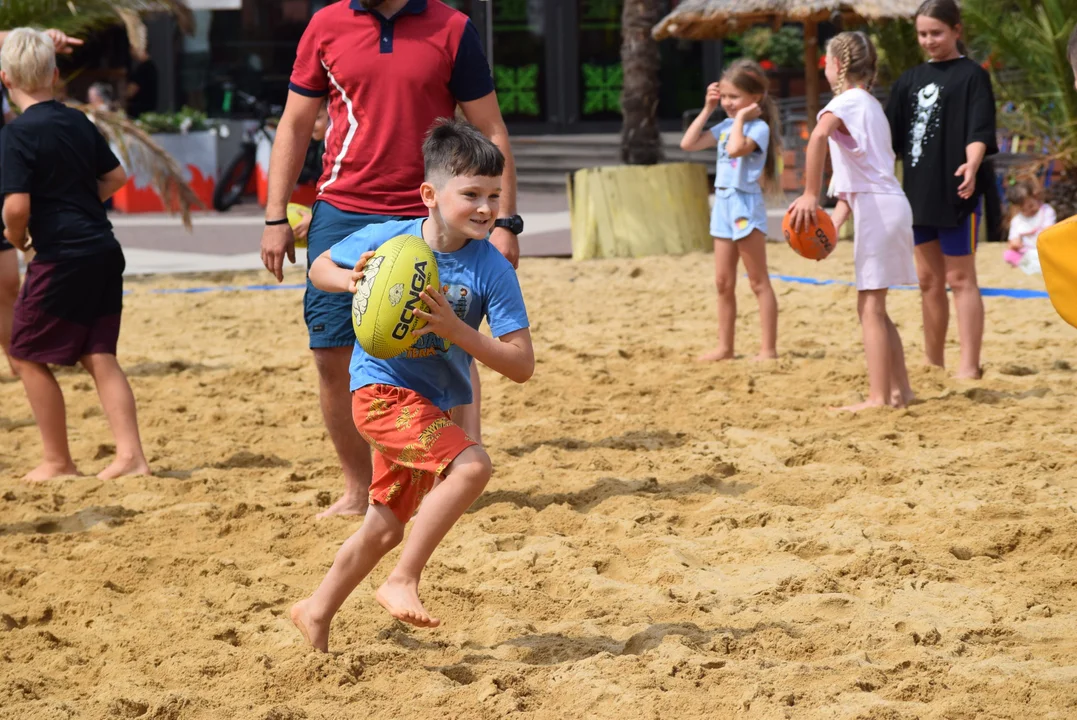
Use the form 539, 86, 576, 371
352, 384, 477, 524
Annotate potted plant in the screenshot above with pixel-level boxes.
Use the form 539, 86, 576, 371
742, 26, 806, 97
112, 106, 217, 213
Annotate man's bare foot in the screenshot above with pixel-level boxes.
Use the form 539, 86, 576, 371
316, 493, 369, 520
24, 461, 80, 482
832, 399, 889, 413
753, 351, 778, 362
698, 348, 735, 362
376, 576, 440, 628
290, 598, 330, 653
97, 455, 151, 481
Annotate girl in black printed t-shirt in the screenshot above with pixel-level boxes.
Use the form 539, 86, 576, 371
886, 0, 997, 380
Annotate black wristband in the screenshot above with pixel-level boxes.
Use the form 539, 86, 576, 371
265, 218, 289, 226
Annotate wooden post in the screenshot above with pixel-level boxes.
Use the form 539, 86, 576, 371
568, 163, 712, 260
804, 19, 819, 131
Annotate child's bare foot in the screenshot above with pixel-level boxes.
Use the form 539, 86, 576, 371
753, 350, 778, 362
97, 455, 151, 480
890, 388, 916, 408
376, 576, 440, 628
316, 492, 369, 520
955, 367, 983, 381
832, 399, 889, 413
698, 348, 735, 362
290, 598, 330, 652
24, 461, 80, 482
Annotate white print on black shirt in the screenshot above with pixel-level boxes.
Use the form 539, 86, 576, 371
909, 83, 942, 168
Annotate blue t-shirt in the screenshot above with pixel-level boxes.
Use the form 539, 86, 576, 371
711, 118, 771, 194
330, 218, 530, 411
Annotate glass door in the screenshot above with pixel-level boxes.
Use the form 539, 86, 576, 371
577, 0, 623, 123
488, 0, 550, 125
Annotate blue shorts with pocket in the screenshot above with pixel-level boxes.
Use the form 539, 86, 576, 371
304, 200, 414, 349
913, 200, 982, 257
711, 188, 768, 241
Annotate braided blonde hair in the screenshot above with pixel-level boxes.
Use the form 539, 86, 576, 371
827, 31, 878, 95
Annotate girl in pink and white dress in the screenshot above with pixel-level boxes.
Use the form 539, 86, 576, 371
788, 31, 917, 412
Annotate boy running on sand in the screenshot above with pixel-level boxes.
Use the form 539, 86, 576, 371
292, 119, 533, 651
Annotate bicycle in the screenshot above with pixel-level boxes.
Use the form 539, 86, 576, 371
212, 88, 283, 211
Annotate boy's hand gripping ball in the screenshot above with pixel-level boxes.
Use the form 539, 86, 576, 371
351, 234, 441, 359
783, 208, 838, 260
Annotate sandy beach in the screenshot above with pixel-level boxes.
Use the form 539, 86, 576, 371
2, 239, 1076, 719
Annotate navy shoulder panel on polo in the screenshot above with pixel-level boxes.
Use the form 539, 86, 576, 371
450, 19, 494, 102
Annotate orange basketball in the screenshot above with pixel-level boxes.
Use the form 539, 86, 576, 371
783, 208, 838, 260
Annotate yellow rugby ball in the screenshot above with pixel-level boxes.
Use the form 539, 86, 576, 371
287, 203, 311, 248
351, 234, 440, 359
1039, 213, 1077, 329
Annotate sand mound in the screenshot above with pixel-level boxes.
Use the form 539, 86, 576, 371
2, 242, 1076, 719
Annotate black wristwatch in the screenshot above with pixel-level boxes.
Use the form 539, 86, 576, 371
494, 215, 524, 235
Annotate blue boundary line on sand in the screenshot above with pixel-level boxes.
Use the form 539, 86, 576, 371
126, 277, 1048, 301
147, 283, 307, 295
769, 273, 1049, 300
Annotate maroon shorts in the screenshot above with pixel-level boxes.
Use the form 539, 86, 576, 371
10, 249, 125, 366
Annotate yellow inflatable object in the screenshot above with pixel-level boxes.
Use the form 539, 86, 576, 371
287, 203, 311, 248
351, 234, 440, 359
1039, 214, 1077, 329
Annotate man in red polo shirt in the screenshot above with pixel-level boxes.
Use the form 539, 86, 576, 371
260, 0, 522, 519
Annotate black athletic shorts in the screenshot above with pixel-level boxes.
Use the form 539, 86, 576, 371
10, 247, 125, 365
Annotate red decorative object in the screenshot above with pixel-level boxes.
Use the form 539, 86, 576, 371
113, 164, 214, 213
819, 54, 827, 69
760, 59, 775, 71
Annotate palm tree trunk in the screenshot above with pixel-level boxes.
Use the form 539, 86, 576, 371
619, 0, 663, 165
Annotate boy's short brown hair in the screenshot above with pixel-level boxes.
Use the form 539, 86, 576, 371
1069, 24, 1077, 75
422, 118, 504, 186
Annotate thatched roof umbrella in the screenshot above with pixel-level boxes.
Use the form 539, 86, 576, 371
653, 1, 921, 129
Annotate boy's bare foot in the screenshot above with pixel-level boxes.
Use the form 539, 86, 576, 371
97, 455, 151, 481
753, 351, 778, 362
376, 576, 440, 628
24, 461, 80, 482
316, 492, 369, 520
698, 348, 735, 362
290, 599, 330, 653
832, 399, 888, 413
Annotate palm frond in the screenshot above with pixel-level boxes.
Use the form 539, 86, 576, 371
84, 107, 203, 230
0, 1, 191, 38
963, 0, 1077, 170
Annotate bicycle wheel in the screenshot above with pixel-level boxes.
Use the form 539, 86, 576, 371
213, 146, 257, 211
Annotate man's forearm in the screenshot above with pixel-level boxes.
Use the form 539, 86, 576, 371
489, 129, 517, 217
265, 120, 310, 219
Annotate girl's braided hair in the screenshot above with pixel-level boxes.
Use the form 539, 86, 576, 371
827, 31, 878, 95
